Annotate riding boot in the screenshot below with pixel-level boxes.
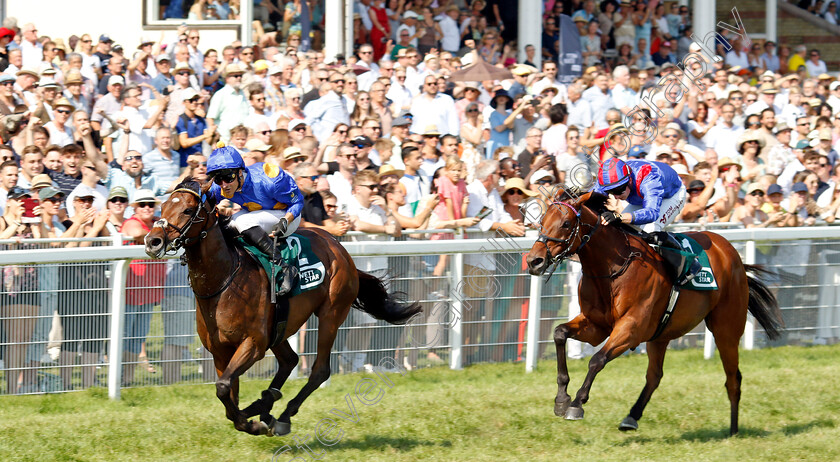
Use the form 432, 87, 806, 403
649, 232, 701, 286
241, 227, 297, 297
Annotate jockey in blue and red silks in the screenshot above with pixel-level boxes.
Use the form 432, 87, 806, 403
594, 157, 700, 285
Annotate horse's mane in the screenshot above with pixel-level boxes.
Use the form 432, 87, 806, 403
173, 177, 217, 209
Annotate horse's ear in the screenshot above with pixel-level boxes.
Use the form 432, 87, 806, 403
582, 191, 609, 213
200, 181, 217, 208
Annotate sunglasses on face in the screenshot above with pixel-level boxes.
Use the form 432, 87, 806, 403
294, 126, 307, 132
325, 204, 337, 210
56, 109, 71, 115
136, 202, 156, 208
305, 175, 321, 181
606, 183, 628, 196
506, 189, 523, 196
341, 153, 357, 159
536, 179, 552, 185
750, 191, 765, 197
44, 197, 62, 204
748, 122, 760, 127
337, 130, 348, 135
125, 155, 142, 162
260, 130, 272, 136
76, 197, 95, 203
213, 171, 238, 185
109, 197, 128, 204
359, 184, 378, 191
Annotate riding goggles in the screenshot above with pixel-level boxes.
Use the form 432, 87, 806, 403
212, 169, 240, 185
606, 182, 629, 196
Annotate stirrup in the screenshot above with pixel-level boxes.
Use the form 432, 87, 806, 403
276, 263, 297, 297
677, 259, 702, 286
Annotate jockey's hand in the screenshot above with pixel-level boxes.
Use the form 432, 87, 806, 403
272, 217, 289, 237
600, 211, 622, 226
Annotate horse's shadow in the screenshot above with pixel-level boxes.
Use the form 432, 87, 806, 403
334, 434, 451, 451
616, 418, 835, 446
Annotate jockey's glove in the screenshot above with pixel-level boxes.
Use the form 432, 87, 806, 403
600, 211, 622, 225
273, 217, 289, 237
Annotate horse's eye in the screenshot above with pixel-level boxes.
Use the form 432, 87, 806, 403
184, 209, 194, 215
561, 221, 571, 229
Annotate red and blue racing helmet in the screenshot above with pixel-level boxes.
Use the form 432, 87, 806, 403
598, 157, 632, 190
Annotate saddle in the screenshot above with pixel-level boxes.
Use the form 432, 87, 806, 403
641, 231, 703, 287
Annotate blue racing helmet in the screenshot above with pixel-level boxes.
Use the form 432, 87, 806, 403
598, 157, 632, 190
206, 145, 245, 175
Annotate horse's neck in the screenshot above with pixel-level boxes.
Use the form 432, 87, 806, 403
577, 220, 632, 275
185, 225, 236, 295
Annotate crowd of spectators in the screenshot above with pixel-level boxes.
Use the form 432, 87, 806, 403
0, 0, 840, 392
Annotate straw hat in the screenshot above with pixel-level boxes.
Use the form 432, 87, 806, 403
671, 163, 695, 184
52, 97, 75, 112
282, 146, 306, 161
717, 157, 741, 170
502, 177, 538, 197
379, 164, 404, 178
736, 130, 766, 152
130, 189, 161, 205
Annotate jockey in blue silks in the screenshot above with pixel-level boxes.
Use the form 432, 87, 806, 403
595, 157, 700, 285
206, 145, 302, 296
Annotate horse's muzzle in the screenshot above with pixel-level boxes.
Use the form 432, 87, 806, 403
144, 230, 165, 258
526, 251, 548, 276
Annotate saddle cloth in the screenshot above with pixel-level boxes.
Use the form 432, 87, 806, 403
235, 233, 327, 297
672, 233, 718, 291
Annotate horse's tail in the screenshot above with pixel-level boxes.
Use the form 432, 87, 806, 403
744, 264, 785, 341
352, 270, 422, 325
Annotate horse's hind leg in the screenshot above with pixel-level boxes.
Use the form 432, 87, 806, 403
273, 315, 342, 436
554, 315, 609, 417
706, 314, 743, 436
242, 339, 298, 424
215, 338, 269, 435
620, 340, 668, 431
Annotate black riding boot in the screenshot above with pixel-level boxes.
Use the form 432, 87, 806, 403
648, 231, 701, 286
241, 227, 297, 297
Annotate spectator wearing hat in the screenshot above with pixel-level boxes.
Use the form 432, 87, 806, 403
103, 186, 129, 231
731, 183, 787, 228
161, 62, 198, 128
409, 74, 458, 137
487, 89, 513, 158
173, 87, 211, 168
150, 54, 174, 94
454, 81, 484, 125
747, 85, 781, 119
207, 64, 248, 143
66, 163, 109, 217
652, 40, 676, 66
14, 66, 39, 106
737, 130, 766, 184
279, 145, 306, 172
767, 122, 797, 176
91, 73, 125, 133
263, 65, 287, 113
45, 97, 75, 147
0, 73, 16, 115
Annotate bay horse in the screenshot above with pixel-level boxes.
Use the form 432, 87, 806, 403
525, 187, 783, 435
144, 180, 421, 436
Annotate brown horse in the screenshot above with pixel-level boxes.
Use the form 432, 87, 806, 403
525, 188, 783, 435
144, 180, 421, 436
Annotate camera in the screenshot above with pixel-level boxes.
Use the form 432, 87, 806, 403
161, 87, 171, 96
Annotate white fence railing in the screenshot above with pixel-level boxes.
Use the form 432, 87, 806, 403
0, 227, 838, 399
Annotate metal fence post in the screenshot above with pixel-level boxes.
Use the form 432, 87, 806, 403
449, 230, 464, 370
744, 240, 756, 350
108, 259, 130, 399
525, 274, 542, 372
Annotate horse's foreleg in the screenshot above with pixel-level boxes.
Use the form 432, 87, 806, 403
215, 338, 267, 435
274, 319, 339, 436
567, 319, 639, 421
620, 340, 668, 431
554, 315, 609, 417
242, 340, 298, 422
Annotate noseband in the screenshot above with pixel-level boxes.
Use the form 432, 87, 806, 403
153, 188, 213, 255
536, 200, 598, 274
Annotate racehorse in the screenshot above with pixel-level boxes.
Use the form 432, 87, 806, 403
144, 180, 421, 436
525, 187, 783, 435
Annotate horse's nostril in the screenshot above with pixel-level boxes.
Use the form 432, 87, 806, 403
531, 257, 544, 267
150, 238, 163, 248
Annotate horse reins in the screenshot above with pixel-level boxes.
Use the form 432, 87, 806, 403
537, 200, 640, 280
154, 188, 243, 299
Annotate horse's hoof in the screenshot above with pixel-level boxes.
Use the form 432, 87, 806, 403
255, 420, 270, 435
565, 407, 585, 420
272, 419, 291, 436
554, 400, 570, 417
618, 416, 638, 431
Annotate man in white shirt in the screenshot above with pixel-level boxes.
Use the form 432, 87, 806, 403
709, 69, 737, 101
243, 87, 273, 131
724, 37, 749, 69
19, 23, 43, 68
305, 74, 352, 143
398, 146, 428, 216
113, 84, 166, 154
326, 143, 358, 208
581, 73, 612, 130
611, 65, 636, 115
437, 5, 462, 53
45, 98, 75, 147
410, 75, 459, 135
206, 64, 249, 143
706, 103, 744, 160
531, 61, 568, 101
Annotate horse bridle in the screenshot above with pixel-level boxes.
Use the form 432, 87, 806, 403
153, 188, 214, 255
536, 200, 599, 279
